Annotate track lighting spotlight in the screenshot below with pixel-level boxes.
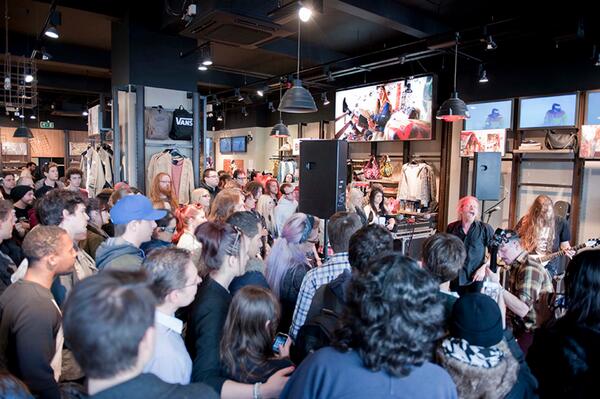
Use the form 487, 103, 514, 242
485, 35, 497, 50
235, 88, 244, 102
595, 53, 600, 67
298, 6, 312, 22
241, 106, 248, 117
326, 70, 334, 82
321, 93, 330, 105
217, 114, 223, 122
268, 102, 276, 112
44, 25, 59, 39
82, 109, 89, 116
24, 73, 34, 83
405, 82, 412, 94
198, 65, 208, 71
30, 114, 36, 120
478, 65, 489, 83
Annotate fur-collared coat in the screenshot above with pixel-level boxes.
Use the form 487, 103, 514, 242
437, 340, 518, 399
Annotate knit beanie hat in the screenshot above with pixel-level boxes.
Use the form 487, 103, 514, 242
450, 292, 504, 347
10, 185, 33, 203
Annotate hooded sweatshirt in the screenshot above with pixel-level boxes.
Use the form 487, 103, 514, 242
95, 237, 144, 272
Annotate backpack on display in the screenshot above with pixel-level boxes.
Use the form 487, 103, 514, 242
545, 129, 578, 151
170, 105, 193, 140
145, 106, 172, 140
362, 155, 381, 180
291, 285, 344, 364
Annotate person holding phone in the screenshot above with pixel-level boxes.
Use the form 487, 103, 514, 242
220, 286, 293, 384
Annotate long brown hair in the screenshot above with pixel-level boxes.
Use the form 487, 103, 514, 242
149, 173, 178, 210
517, 195, 555, 253
208, 188, 242, 223
220, 286, 280, 382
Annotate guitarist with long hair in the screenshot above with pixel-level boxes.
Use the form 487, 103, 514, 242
516, 195, 575, 277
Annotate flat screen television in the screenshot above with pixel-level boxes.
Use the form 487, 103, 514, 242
585, 91, 600, 125
219, 137, 232, 154
231, 136, 247, 152
334, 74, 434, 141
518, 93, 578, 129
464, 99, 513, 131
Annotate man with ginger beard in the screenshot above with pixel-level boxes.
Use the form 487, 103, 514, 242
446, 196, 494, 293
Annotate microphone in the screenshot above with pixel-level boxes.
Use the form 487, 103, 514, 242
484, 206, 501, 215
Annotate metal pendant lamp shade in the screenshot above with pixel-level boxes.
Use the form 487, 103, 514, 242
13, 122, 34, 138
270, 121, 290, 137
436, 92, 469, 122
278, 79, 317, 113
436, 33, 469, 122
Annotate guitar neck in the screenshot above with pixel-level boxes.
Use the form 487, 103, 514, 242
540, 242, 587, 262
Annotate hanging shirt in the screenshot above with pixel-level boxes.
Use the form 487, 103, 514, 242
171, 159, 184, 201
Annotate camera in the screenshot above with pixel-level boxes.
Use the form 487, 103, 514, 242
489, 228, 514, 248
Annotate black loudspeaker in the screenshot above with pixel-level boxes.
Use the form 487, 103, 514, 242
472, 152, 501, 200
299, 140, 348, 219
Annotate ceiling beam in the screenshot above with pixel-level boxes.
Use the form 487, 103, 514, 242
327, 0, 448, 39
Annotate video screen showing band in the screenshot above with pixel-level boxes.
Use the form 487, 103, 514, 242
586, 91, 600, 125
465, 100, 513, 131
518, 93, 577, 129
334, 75, 433, 141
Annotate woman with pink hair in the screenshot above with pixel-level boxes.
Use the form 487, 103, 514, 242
265, 212, 319, 332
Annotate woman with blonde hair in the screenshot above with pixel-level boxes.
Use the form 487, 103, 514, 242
174, 204, 206, 265
516, 194, 573, 276
191, 187, 212, 209
149, 172, 178, 210
256, 194, 278, 241
208, 188, 244, 224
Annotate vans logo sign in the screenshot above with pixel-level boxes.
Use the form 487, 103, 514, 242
175, 117, 193, 126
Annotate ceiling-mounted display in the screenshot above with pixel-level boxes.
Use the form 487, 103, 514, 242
231, 136, 247, 152
518, 93, 578, 129
219, 137, 232, 154
334, 75, 434, 141
585, 91, 600, 125
464, 100, 513, 131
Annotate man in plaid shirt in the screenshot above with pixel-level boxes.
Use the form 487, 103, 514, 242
499, 230, 554, 353
289, 212, 362, 339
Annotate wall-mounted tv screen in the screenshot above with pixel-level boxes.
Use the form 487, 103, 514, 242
518, 93, 578, 129
585, 91, 600, 125
219, 137, 232, 154
464, 100, 513, 131
231, 136, 247, 152
334, 75, 434, 141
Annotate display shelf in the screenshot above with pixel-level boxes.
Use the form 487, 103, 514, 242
512, 149, 573, 154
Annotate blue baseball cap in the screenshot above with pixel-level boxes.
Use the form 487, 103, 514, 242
110, 194, 167, 224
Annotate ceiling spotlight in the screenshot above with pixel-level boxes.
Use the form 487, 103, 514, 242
595, 53, 600, 67
217, 114, 223, 122
405, 82, 412, 94
298, 6, 312, 22
14, 110, 20, 117
268, 102, 276, 112
25, 73, 34, 83
257, 89, 264, 97
485, 35, 497, 51
44, 25, 59, 39
30, 114, 36, 120
82, 109, 89, 116
478, 65, 489, 83
326, 70, 334, 82
235, 88, 244, 101
241, 106, 248, 117
400, 55, 406, 65
19, 114, 25, 119
321, 93, 330, 105
41, 48, 51, 60
198, 65, 208, 71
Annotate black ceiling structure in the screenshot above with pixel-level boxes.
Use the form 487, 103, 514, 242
1, 0, 598, 126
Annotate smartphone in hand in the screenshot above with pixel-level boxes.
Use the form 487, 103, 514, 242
272, 332, 289, 354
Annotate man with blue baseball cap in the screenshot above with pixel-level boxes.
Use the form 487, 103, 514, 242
96, 194, 166, 271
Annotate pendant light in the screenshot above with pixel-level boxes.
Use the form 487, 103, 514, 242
13, 116, 33, 138
436, 32, 469, 122
278, 18, 317, 113
271, 82, 290, 137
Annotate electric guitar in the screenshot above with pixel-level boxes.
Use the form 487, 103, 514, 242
529, 238, 600, 267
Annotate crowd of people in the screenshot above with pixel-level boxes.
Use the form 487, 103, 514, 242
0, 163, 598, 399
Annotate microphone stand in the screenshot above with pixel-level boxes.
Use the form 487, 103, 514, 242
483, 196, 506, 224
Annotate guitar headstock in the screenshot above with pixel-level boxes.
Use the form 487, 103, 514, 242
585, 238, 600, 248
